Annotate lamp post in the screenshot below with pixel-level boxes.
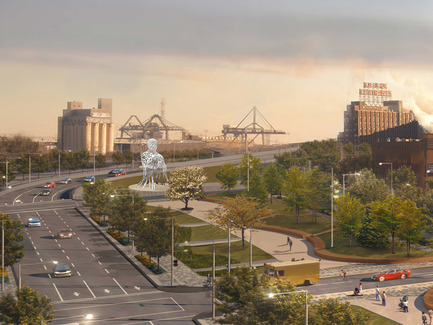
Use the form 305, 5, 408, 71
268, 290, 309, 325
331, 168, 334, 248
342, 172, 360, 195
227, 219, 232, 274
249, 226, 253, 269
0, 161, 8, 189
379, 162, 393, 195
1, 220, 4, 295
143, 216, 175, 286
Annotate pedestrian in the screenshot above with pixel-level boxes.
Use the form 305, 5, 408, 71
429, 309, 433, 325
375, 285, 380, 301
422, 312, 428, 325
358, 282, 363, 295
381, 291, 386, 306
289, 239, 293, 251
341, 269, 347, 279
402, 299, 408, 313
287, 236, 290, 245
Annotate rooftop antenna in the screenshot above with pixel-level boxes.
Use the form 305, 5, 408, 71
161, 98, 165, 119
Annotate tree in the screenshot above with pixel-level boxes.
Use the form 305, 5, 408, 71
0, 212, 25, 266
0, 286, 53, 325
348, 169, 388, 205
397, 199, 426, 257
356, 213, 389, 249
216, 266, 309, 325
95, 153, 106, 170
0, 135, 38, 154
334, 194, 365, 246
305, 169, 330, 222
282, 167, 308, 223
76, 149, 90, 171
217, 163, 238, 192
247, 170, 268, 205
31, 154, 51, 177
310, 298, 369, 325
238, 153, 262, 186
110, 193, 147, 241
208, 195, 270, 246
63, 151, 79, 173
82, 178, 114, 220
165, 166, 207, 209
122, 151, 133, 167
134, 207, 178, 267
263, 163, 283, 203
370, 196, 404, 254
112, 151, 124, 167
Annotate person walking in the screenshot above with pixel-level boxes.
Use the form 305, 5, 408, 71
381, 291, 386, 306
358, 282, 363, 295
341, 269, 347, 279
428, 309, 433, 325
375, 285, 380, 301
286, 236, 290, 245
289, 239, 293, 251
422, 312, 428, 325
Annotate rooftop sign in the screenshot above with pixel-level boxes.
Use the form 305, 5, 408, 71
359, 82, 392, 106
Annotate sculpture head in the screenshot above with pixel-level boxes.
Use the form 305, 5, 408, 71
147, 138, 158, 152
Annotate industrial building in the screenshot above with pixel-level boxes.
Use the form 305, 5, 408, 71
372, 134, 433, 189
57, 98, 114, 154
338, 82, 422, 145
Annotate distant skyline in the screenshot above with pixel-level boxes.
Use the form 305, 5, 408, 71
2, 1, 433, 143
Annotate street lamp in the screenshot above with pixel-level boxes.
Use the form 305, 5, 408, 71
143, 216, 175, 286
342, 172, 360, 195
0, 161, 9, 189
379, 162, 393, 195
227, 219, 232, 275
19, 261, 58, 289
268, 290, 309, 325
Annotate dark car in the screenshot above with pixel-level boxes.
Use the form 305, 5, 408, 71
40, 189, 52, 196
372, 268, 411, 281
53, 263, 72, 277
108, 169, 127, 177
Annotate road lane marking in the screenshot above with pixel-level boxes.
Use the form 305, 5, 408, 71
86, 247, 90, 251
53, 283, 63, 301
98, 261, 102, 265
112, 278, 128, 295
39, 258, 43, 262
76, 271, 81, 276
43, 265, 47, 270
171, 297, 185, 311
105, 269, 109, 274
91, 253, 95, 258
81, 242, 85, 245
71, 263, 75, 267
66, 256, 70, 260
62, 250, 65, 253
83, 280, 96, 298
36, 252, 39, 256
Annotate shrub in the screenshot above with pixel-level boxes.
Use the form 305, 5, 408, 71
135, 254, 166, 274
91, 216, 108, 227
107, 228, 131, 245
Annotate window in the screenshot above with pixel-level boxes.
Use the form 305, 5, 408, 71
278, 270, 285, 277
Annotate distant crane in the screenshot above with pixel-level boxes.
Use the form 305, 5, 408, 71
222, 106, 286, 148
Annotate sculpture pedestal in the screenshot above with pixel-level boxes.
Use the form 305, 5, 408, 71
129, 184, 169, 197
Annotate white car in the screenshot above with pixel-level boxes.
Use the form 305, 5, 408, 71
28, 217, 41, 227
59, 178, 72, 184
83, 176, 95, 184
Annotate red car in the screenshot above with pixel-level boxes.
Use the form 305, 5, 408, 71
43, 182, 56, 188
371, 268, 411, 281
57, 229, 73, 239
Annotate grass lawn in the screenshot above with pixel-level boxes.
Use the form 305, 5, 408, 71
190, 225, 238, 241
350, 305, 399, 325
178, 240, 274, 269
263, 214, 331, 235
320, 230, 432, 258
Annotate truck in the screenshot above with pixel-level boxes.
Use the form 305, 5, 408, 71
264, 259, 319, 285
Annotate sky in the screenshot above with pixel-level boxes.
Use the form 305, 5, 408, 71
2, 0, 433, 143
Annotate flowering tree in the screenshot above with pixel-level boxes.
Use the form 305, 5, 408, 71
165, 166, 207, 209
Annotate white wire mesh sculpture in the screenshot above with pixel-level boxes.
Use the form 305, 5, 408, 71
137, 138, 169, 190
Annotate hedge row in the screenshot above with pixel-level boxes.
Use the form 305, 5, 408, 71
107, 228, 131, 246
135, 254, 165, 274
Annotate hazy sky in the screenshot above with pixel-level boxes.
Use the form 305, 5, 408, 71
2, 0, 433, 143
